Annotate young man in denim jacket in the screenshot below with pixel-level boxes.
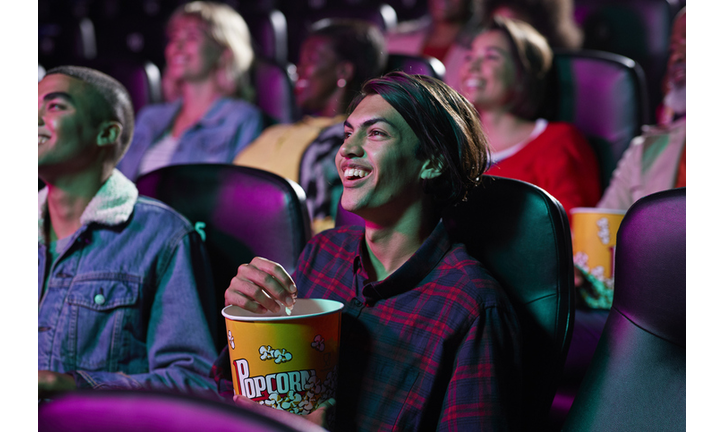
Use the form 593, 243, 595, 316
38, 66, 218, 397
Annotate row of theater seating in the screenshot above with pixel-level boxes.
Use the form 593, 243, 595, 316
39, 0, 685, 116
39, 46, 648, 190
40, 162, 686, 431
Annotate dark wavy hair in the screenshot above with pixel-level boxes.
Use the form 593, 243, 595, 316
348, 71, 490, 208
308, 19, 388, 110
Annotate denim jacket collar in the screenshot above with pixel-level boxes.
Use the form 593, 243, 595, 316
38, 169, 139, 245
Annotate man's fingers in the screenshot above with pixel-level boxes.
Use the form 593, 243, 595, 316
224, 285, 271, 313
250, 257, 297, 297
225, 274, 279, 312
224, 258, 297, 313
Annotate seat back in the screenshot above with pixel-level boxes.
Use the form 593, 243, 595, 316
136, 164, 312, 351
286, 3, 397, 63
39, 390, 326, 432
251, 57, 299, 125
76, 57, 163, 114
546, 49, 649, 188
39, 16, 97, 68
335, 176, 575, 430
574, 0, 680, 116
562, 187, 685, 432
89, 1, 171, 70
241, 8, 289, 66
385, 53, 446, 81
303, 3, 397, 32
442, 176, 575, 431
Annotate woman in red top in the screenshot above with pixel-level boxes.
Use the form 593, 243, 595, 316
459, 16, 600, 217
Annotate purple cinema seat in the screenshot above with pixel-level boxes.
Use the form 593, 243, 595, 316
574, 0, 681, 116
562, 187, 686, 431
75, 57, 163, 115
136, 164, 312, 352
546, 49, 649, 189
240, 8, 289, 67
385, 53, 446, 81
252, 57, 299, 125
39, 389, 327, 432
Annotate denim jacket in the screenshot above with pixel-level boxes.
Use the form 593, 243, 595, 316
38, 170, 218, 394
117, 97, 264, 181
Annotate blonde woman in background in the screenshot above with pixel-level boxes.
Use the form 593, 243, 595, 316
118, 1, 263, 181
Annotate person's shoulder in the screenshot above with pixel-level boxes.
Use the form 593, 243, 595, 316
299, 225, 363, 267
132, 196, 195, 234
220, 98, 262, 114
439, 243, 510, 307
213, 98, 264, 124
543, 121, 586, 139
538, 121, 591, 152
136, 101, 178, 120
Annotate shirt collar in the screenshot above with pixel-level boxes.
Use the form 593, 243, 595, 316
359, 220, 451, 303
38, 169, 138, 244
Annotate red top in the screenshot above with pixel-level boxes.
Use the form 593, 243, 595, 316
486, 121, 601, 220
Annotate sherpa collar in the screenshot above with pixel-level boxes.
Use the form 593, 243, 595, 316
38, 169, 139, 245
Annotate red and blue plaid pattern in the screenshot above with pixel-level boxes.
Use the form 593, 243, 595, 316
213, 222, 523, 431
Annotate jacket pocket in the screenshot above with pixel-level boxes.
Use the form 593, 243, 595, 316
65, 273, 142, 372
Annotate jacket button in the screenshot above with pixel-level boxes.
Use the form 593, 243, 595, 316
94, 294, 106, 305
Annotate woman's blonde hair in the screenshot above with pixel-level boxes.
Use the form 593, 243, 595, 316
163, 1, 254, 101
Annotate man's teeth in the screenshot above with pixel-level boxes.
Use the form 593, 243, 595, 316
38, 136, 48, 144
344, 168, 370, 179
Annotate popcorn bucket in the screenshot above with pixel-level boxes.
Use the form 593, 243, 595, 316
222, 299, 343, 415
571, 208, 627, 309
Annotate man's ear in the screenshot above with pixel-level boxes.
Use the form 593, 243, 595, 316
421, 156, 444, 180
96, 121, 122, 147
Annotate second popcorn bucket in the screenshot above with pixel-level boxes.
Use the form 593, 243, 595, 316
571, 207, 627, 309
222, 299, 344, 415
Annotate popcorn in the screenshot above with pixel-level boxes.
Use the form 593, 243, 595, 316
596, 217, 611, 245
228, 330, 235, 349
311, 334, 325, 352
254, 367, 338, 416
259, 345, 293, 364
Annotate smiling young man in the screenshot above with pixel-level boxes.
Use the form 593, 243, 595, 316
219, 72, 522, 430
38, 66, 217, 397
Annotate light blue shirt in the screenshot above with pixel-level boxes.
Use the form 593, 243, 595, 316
118, 97, 264, 181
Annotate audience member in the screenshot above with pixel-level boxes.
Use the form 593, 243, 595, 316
555, 10, 687, 422
459, 16, 600, 217
38, 66, 217, 397
598, 7, 686, 211
216, 72, 523, 430
385, 0, 483, 92
482, 0, 583, 49
117, 1, 263, 181
233, 19, 387, 234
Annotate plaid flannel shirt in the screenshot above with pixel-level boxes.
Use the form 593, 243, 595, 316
213, 221, 522, 431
